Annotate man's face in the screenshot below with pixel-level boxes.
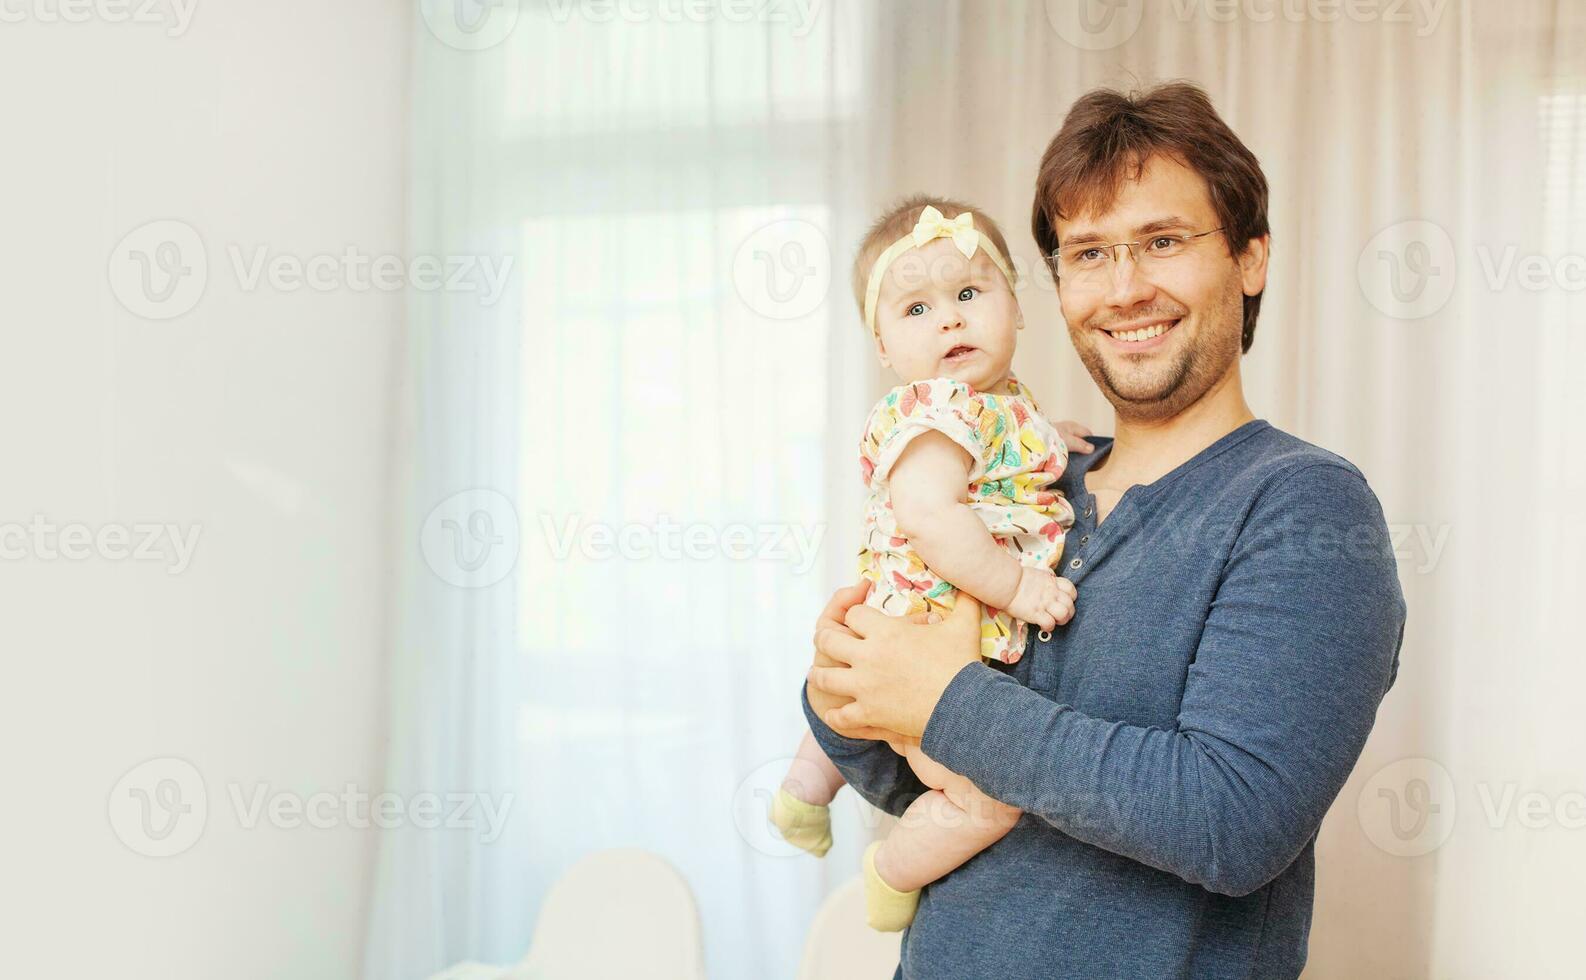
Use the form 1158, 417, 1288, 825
1054, 154, 1267, 421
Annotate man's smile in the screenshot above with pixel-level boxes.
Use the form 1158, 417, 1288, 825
1097, 317, 1182, 352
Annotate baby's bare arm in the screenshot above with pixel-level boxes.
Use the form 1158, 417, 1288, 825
890, 430, 1075, 629
889, 431, 1022, 611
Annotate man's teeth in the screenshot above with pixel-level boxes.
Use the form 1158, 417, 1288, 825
1111, 321, 1172, 342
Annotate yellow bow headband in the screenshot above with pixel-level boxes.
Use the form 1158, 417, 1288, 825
861, 205, 1017, 335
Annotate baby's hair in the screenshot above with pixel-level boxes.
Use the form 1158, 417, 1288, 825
850, 193, 1017, 326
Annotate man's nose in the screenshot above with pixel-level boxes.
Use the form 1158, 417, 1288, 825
1103, 246, 1156, 308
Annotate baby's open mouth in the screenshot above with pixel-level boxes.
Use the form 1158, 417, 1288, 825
944, 345, 977, 359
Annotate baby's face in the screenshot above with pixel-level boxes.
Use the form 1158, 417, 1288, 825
872, 236, 1020, 392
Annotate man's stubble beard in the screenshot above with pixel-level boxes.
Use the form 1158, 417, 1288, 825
1070, 283, 1245, 424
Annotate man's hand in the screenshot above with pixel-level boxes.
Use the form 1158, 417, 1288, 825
809, 586, 984, 739
806, 582, 899, 741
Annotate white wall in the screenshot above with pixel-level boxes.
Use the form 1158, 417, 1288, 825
0, 4, 407, 977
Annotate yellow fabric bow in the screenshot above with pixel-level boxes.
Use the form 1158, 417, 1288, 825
860, 204, 1016, 335
910, 205, 980, 259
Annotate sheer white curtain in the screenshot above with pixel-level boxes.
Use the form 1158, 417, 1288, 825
370, 1, 1586, 976
366, 3, 890, 979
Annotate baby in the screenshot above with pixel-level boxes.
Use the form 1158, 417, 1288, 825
771, 195, 1078, 930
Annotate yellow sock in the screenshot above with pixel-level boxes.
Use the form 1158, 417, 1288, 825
862, 840, 920, 932
770, 787, 832, 858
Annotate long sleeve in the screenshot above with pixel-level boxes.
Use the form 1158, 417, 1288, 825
919, 463, 1406, 897
801, 681, 929, 819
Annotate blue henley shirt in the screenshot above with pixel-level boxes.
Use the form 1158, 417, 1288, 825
801, 419, 1406, 979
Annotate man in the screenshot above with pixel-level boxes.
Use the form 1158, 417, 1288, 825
803, 82, 1406, 979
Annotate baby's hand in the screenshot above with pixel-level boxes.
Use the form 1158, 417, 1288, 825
1054, 420, 1095, 454
1006, 566, 1077, 631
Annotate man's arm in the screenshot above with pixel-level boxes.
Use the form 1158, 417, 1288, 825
801, 681, 929, 818
918, 463, 1406, 896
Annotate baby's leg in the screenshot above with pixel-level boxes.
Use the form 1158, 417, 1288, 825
875, 739, 1021, 893
770, 729, 846, 858
781, 728, 845, 806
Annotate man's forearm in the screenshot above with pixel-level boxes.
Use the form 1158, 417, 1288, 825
920, 665, 1323, 896
801, 681, 928, 818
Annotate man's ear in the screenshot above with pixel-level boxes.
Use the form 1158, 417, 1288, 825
1239, 234, 1271, 298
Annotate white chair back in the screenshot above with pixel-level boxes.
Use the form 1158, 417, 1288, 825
514, 848, 706, 980
796, 875, 902, 980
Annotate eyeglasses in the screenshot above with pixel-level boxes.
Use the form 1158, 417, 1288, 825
1050, 227, 1226, 285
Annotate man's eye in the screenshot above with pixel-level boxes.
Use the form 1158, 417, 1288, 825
958, 287, 977, 301
1147, 235, 1185, 253
1075, 247, 1105, 264
906, 302, 927, 317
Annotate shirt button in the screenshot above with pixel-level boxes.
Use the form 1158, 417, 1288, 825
1069, 558, 1083, 570
1084, 506, 1094, 518
1079, 535, 1089, 546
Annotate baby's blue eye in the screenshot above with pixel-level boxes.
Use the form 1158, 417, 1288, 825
906, 302, 927, 317
958, 287, 978, 301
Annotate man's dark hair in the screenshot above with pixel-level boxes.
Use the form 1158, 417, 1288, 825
1031, 82, 1271, 352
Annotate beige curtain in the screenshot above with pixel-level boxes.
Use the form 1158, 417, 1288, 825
856, 1, 1585, 975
